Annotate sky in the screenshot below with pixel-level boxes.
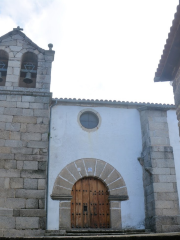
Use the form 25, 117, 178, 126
0, 0, 179, 104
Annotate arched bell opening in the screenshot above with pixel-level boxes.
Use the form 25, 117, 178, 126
19, 52, 37, 88
71, 177, 110, 229
0, 50, 8, 86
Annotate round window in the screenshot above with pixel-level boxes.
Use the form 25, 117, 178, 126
80, 111, 99, 129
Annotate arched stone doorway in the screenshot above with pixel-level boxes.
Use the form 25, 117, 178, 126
51, 158, 128, 230
71, 177, 110, 228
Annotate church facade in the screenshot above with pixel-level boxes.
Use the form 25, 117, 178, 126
0, 28, 180, 237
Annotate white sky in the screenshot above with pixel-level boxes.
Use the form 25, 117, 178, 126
0, 0, 179, 104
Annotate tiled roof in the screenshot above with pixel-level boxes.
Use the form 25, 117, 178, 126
52, 98, 175, 109
154, 4, 180, 81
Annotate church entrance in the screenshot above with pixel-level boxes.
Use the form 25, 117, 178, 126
71, 177, 110, 228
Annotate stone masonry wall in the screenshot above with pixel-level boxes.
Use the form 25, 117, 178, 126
0, 89, 51, 237
139, 108, 180, 233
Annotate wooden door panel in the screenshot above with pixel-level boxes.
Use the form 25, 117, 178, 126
71, 177, 110, 228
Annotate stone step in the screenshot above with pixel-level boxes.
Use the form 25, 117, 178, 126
45, 229, 146, 236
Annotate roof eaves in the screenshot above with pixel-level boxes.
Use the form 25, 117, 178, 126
154, 4, 180, 82
52, 98, 175, 110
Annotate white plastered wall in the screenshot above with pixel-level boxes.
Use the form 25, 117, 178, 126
47, 105, 145, 230
167, 110, 180, 207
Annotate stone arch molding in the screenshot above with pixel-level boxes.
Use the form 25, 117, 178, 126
51, 158, 128, 201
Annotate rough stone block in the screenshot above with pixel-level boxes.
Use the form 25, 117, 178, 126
0, 153, 14, 160
3, 229, 24, 237
21, 170, 45, 179
5, 140, 24, 147
152, 168, 170, 175
0, 146, 10, 153
0, 114, 13, 122
96, 160, 106, 177
23, 229, 45, 236
10, 132, 20, 140
38, 162, 46, 170
155, 201, 174, 209
159, 175, 177, 183
0, 208, 13, 217
105, 169, 121, 185
110, 209, 121, 229
59, 207, 71, 229
29, 103, 44, 109
21, 132, 41, 141
38, 179, 45, 190
11, 147, 32, 154
0, 169, 20, 178
16, 217, 39, 229
26, 199, 38, 209
17, 102, 29, 108
10, 178, 23, 189
34, 109, 49, 117
4, 160, 17, 169
108, 178, 125, 190
163, 208, 179, 216
110, 187, 128, 196
20, 123, 27, 132
4, 107, 23, 116
0, 122, 5, 130
42, 133, 48, 141
0, 139, 5, 146
153, 183, 174, 193
35, 96, 50, 103
27, 124, 48, 133
60, 167, 76, 184
55, 177, 73, 189
6, 123, 20, 131
27, 141, 48, 149
15, 189, 45, 199
13, 116, 37, 124
22, 109, 34, 116
0, 217, 15, 229
22, 96, 35, 102
24, 179, 38, 190
0, 189, 15, 198
20, 209, 46, 217
5, 198, 25, 209
0, 101, 16, 108
23, 161, 38, 170
39, 199, 45, 209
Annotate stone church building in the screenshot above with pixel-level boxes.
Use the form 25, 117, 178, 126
1, 24, 180, 237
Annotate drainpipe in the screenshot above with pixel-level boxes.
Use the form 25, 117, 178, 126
46, 98, 58, 230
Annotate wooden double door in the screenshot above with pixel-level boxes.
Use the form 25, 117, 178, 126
71, 177, 110, 228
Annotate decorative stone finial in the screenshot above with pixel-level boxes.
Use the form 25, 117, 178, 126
48, 43, 53, 51
13, 26, 23, 31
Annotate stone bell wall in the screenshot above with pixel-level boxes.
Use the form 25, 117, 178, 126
0, 30, 54, 91
0, 89, 51, 237
139, 108, 180, 233
0, 29, 54, 237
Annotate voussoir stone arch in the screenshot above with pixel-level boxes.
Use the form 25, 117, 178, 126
51, 158, 128, 201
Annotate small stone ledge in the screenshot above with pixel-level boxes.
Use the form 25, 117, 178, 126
0, 89, 52, 98
109, 195, 129, 201
51, 195, 72, 200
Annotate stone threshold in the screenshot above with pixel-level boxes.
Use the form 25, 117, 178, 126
2, 232, 180, 239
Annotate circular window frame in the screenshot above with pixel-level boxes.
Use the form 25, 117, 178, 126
77, 108, 101, 132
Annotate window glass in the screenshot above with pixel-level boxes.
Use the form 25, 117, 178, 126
80, 111, 99, 129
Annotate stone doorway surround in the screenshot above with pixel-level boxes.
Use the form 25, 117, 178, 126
51, 158, 129, 230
